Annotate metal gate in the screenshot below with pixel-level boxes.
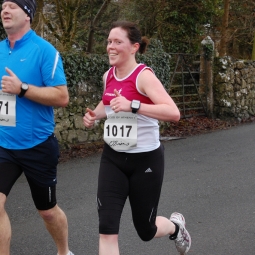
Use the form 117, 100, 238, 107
169, 53, 208, 118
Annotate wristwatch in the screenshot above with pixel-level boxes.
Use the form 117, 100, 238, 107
131, 100, 141, 114
18, 82, 29, 98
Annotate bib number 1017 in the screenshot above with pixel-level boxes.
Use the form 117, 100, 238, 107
105, 124, 132, 138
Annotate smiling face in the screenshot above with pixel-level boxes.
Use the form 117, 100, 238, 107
1, 1, 30, 35
107, 27, 139, 68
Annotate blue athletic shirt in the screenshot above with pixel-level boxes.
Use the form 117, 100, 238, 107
0, 30, 67, 149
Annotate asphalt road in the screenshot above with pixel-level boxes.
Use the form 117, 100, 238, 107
6, 122, 255, 255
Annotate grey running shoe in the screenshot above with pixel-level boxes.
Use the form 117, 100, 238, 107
170, 212, 191, 255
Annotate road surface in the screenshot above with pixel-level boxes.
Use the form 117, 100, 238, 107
6, 122, 255, 255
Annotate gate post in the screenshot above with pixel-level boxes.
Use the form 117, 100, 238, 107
201, 36, 215, 118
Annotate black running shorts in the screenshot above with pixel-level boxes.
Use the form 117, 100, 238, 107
0, 134, 59, 210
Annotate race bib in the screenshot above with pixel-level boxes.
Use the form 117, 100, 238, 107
0, 90, 16, 126
104, 112, 138, 151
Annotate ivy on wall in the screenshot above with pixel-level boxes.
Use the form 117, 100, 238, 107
57, 40, 172, 147
61, 52, 109, 94
61, 39, 172, 93
203, 44, 214, 60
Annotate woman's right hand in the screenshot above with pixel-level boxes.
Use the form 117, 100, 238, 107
83, 108, 96, 128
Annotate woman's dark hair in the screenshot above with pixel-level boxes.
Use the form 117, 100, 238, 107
110, 21, 149, 54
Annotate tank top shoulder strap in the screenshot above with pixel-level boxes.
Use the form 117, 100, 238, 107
105, 67, 114, 83
131, 64, 154, 77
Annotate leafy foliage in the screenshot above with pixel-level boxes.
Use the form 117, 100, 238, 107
62, 39, 171, 92
0, 21, 6, 40
62, 52, 109, 94
0, 0, 254, 59
226, 0, 255, 58
137, 39, 171, 90
39, 0, 83, 51
34, 0, 119, 53
117, 0, 220, 54
204, 43, 214, 60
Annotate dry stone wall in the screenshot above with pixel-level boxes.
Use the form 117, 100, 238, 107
54, 83, 104, 149
54, 83, 171, 149
214, 57, 255, 120
54, 56, 255, 148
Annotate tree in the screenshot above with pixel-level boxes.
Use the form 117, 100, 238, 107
218, 0, 230, 57
252, 33, 255, 60
87, 0, 111, 52
31, 0, 84, 51
43, 0, 83, 51
34, 0, 118, 53
1, 0, 253, 58
215, 0, 255, 59
32, 0, 44, 35
117, 0, 221, 54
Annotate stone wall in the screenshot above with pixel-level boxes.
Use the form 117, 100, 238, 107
214, 57, 255, 120
54, 55, 255, 148
54, 83, 170, 149
54, 83, 104, 149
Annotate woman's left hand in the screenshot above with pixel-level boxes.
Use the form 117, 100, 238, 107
110, 89, 131, 112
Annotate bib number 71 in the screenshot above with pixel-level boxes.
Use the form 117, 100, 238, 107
0, 101, 9, 115
0, 91, 16, 126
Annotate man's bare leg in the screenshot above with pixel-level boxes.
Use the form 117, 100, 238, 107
39, 205, 69, 255
0, 193, 11, 255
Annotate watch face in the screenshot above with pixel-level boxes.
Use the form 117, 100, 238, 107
22, 83, 29, 90
132, 100, 140, 109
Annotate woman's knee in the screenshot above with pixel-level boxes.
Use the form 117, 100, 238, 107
99, 214, 120, 234
136, 230, 156, 242
100, 234, 118, 243
133, 220, 157, 242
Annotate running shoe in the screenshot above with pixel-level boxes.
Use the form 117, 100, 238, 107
170, 212, 191, 255
57, 251, 74, 255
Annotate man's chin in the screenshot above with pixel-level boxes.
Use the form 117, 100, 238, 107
2, 24, 11, 30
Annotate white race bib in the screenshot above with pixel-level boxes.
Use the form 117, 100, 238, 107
0, 90, 16, 126
104, 112, 138, 151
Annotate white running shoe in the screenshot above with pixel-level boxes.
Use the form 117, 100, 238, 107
57, 251, 74, 255
170, 212, 191, 255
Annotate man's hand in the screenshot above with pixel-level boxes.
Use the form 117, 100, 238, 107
1, 67, 22, 95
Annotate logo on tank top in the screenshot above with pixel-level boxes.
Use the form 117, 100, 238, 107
105, 88, 122, 97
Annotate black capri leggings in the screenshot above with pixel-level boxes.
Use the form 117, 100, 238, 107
97, 143, 165, 241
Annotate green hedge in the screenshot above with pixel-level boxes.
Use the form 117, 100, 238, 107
62, 39, 171, 93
